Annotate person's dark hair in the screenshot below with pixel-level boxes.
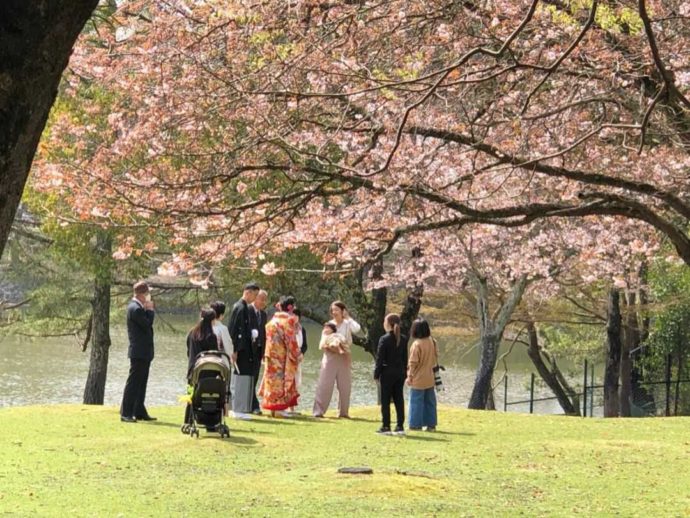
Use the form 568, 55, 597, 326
385, 313, 402, 346
323, 322, 337, 333
244, 281, 260, 291
277, 295, 296, 312
210, 301, 226, 319
411, 318, 431, 339
293, 307, 302, 319
190, 308, 217, 342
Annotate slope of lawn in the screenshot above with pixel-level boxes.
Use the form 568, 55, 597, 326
0, 404, 688, 517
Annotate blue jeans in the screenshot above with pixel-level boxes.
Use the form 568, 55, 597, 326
408, 387, 437, 429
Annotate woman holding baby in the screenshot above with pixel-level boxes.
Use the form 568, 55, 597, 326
312, 301, 362, 418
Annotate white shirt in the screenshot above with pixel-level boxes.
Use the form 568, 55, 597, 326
212, 321, 234, 355
330, 318, 362, 347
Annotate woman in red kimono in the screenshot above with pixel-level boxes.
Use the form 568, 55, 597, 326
259, 296, 302, 417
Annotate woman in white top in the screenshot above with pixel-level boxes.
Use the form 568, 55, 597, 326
313, 300, 361, 418
210, 301, 234, 357
210, 301, 234, 415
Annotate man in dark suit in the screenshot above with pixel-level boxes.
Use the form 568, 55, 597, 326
120, 281, 156, 423
249, 289, 268, 414
227, 281, 260, 418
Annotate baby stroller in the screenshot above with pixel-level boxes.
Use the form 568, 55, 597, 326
181, 350, 231, 438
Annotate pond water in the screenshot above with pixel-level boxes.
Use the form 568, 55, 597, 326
0, 314, 580, 414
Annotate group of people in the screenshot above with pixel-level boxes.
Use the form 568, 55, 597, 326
120, 280, 440, 434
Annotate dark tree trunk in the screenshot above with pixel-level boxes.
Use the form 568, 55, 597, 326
469, 332, 500, 410
0, 1, 99, 259
620, 291, 639, 417
525, 321, 580, 416
400, 246, 425, 339
348, 262, 388, 358
604, 289, 622, 417
400, 282, 424, 340
366, 258, 387, 357
468, 274, 527, 410
83, 233, 112, 404
631, 262, 655, 413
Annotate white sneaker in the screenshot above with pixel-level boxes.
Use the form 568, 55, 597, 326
279, 411, 292, 418
232, 412, 252, 420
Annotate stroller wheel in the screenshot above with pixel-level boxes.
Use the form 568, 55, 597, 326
181, 424, 190, 434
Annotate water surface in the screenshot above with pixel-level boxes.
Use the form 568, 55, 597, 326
0, 314, 577, 414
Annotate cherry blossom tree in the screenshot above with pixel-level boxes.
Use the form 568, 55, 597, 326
28, 1, 690, 408
29, 1, 689, 271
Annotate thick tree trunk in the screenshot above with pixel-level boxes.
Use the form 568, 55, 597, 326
367, 258, 387, 357
604, 289, 622, 417
400, 282, 424, 339
631, 262, 655, 413
469, 332, 501, 409
526, 321, 580, 416
83, 233, 112, 404
0, 1, 98, 259
468, 274, 528, 410
400, 246, 425, 339
619, 291, 638, 417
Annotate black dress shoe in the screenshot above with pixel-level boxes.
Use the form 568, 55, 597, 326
120, 416, 137, 423
136, 415, 157, 421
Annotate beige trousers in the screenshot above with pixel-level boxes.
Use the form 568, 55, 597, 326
312, 351, 351, 417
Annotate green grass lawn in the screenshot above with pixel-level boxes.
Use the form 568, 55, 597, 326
0, 404, 688, 517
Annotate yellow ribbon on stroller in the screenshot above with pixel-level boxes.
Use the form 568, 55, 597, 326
178, 384, 194, 404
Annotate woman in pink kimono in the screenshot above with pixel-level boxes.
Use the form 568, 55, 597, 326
312, 301, 361, 418
259, 296, 302, 417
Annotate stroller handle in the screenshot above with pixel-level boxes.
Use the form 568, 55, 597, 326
194, 350, 231, 362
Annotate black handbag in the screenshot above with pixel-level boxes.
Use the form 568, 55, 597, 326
432, 339, 445, 392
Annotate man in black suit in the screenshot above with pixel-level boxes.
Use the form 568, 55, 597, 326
227, 281, 260, 418
249, 289, 268, 414
120, 281, 156, 423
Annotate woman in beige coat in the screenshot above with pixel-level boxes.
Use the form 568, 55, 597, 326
406, 318, 438, 431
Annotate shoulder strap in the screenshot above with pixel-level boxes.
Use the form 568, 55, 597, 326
432, 337, 439, 367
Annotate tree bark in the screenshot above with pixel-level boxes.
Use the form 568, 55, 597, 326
83, 233, 112, 404
400, 282, 424, 340
630, 261, 655, 413
366, 258, 387, 357
525, 320, 580, 416
604, 288, 622, 417
468, 274, 528, 410
619, 291, 639, 417
0, 1, 99, 259
400, 246, 425, 339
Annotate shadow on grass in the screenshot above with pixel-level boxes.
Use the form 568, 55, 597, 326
250, 415, 339, 424
431, 430, 475, 437
401, 434, 448, 442
291, 415, 338, 423
194, 434, 258, 445
342, 417, 377, 423
141, 420, 183, 429
244, 417, 296, 425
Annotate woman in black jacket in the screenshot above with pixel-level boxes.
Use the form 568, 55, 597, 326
186, 308, 221, 379
185, 308, 222, 425
374, 313, 408, 435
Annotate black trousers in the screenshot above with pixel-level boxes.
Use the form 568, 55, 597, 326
251, 363, 261, 411
121, 358, 151, 418
380, 375, 405, 428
